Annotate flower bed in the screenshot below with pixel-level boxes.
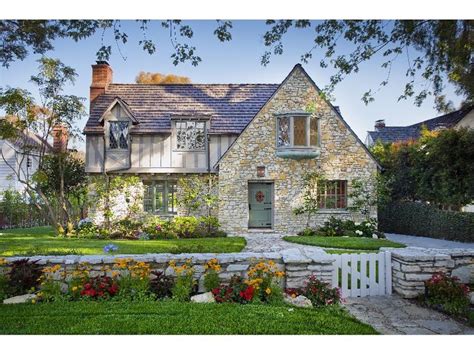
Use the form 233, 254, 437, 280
73, 215, 226, 240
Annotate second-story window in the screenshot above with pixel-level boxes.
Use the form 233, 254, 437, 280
276, 114, 318, 148
109, 121, 129, 149
176, 121, 206, 151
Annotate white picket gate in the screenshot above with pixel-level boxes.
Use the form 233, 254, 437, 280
332, 251, 392, 298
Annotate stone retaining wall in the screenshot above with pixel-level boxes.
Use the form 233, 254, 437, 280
391, 247, 474, 298
0, 248, 335, 291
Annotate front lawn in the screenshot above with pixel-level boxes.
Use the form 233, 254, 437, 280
0, 227, 246, 256
0, 301, 377, 335
283, 236, 405, 251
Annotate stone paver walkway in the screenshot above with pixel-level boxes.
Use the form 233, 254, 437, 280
343, 295, 474, 335
386, 233, 474, 249
242, 233, 325, 253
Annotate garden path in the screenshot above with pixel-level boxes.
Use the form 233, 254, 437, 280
386, 233, 474, 249
242, 234, 325, 253
343, 295, 474, 335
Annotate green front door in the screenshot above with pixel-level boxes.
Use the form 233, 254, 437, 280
248, 182, 273, 228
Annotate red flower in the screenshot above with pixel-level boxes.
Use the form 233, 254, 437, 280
239, 286, 254, 301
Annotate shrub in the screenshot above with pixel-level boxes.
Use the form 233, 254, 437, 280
172, 216, 200, 238
245, 260, 285, 302
114, 258, 152, 300
36, 265, 65, 302
0, 274, 7, 301
211, 275, 255, 304
379, 201, 474, 242
203, 258, 221, 292
7, 258, 42, 295
303, 275, 341, 307
149, 271, 174, 299
297, 227, 318, 236
317, 217, 354, 237
169, 259, 196, 301
424, 272, 470, 317
347, 219, 385, 239
111, 218, 142, 239
75, 218, 99, 239
79, 276, 119, 299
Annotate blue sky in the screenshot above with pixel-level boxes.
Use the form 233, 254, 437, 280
0, 20, 462, 149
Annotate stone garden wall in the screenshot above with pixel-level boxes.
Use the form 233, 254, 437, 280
391, 247, 474, 298
0, 248, 335, 291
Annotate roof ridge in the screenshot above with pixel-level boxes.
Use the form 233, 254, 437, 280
108, 83, 280, 86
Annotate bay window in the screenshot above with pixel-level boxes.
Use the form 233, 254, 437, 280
276, 114, 318, 148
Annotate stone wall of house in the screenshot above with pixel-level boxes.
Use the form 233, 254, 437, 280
218, 65, 379, 236
87, 173, 218, 225
87, 176, 145, 225
0, 248, 335, 291
391, 248, 474, 298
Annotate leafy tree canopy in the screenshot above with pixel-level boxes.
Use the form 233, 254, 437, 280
0, 20, 472, 111
135, 71, 191, 84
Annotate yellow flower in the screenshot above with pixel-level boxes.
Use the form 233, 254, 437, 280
265, 288, 272, 295
31, 299, 36, 304
72, 286, 78, 292
0, 258, 7, 266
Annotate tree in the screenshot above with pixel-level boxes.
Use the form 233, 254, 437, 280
135, 71, 191, 84
293, 172, 326, 228
1, 20, 471, 110
0, 57, 85, 233
37, 151, 88, 223
371, 127, 474, 210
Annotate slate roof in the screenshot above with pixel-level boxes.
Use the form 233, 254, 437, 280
84, 83, 279, 135
367, 105, 473, 144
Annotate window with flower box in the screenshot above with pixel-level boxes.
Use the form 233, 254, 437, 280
318, 180, 347, 209
143, 180, 177, 214
276, 113, 319, 159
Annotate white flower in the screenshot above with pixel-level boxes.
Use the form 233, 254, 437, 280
354, 222, 360, 226
288, 308, 294, 312
372, 233, 378, 239
355, 230, 363, 235
365, 222, 371, 227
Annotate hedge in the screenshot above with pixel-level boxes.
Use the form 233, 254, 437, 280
379, 201, 474, 243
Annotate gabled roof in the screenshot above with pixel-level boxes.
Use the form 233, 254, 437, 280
367, 105, 473, 145
84, 83, 279, 135
98, 97, 138, 124
214, 64, 381, 170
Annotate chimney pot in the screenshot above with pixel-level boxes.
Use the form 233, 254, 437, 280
90, 61, 113, 106
375, 119, 386, 130
52, 124, 69, 153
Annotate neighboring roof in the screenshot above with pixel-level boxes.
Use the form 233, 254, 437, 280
367, 105, 473, 145
7, 131, 53, 153
84, 83, 279, 135
214, 64, 382, 170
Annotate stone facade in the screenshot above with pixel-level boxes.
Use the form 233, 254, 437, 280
88, 173, 217, 225
391, 247, 474, 298
218, 65, 379, 236
1, 249, 335, 292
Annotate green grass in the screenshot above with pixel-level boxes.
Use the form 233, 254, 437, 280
0, 227, 246, 256
0, 301, 377, 335
283, 236, 405, 251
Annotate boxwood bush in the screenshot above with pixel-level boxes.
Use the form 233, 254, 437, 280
379, 201, 474, 242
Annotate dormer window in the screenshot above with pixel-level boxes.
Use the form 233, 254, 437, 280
276, 113, 319, 159
109, 121, 129, 149
175, 120, 206, 151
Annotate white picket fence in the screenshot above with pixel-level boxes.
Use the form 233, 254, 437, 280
332, 251, 392, 298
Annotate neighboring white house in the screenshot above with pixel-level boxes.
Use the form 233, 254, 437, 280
0, 131, 53, 195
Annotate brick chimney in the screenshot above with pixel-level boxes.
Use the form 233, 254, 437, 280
90, 61, 113, 106
375, 119, 386, 131
52, 124, 69, 153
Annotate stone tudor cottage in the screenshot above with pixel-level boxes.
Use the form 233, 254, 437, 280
84, 61, 380, 236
